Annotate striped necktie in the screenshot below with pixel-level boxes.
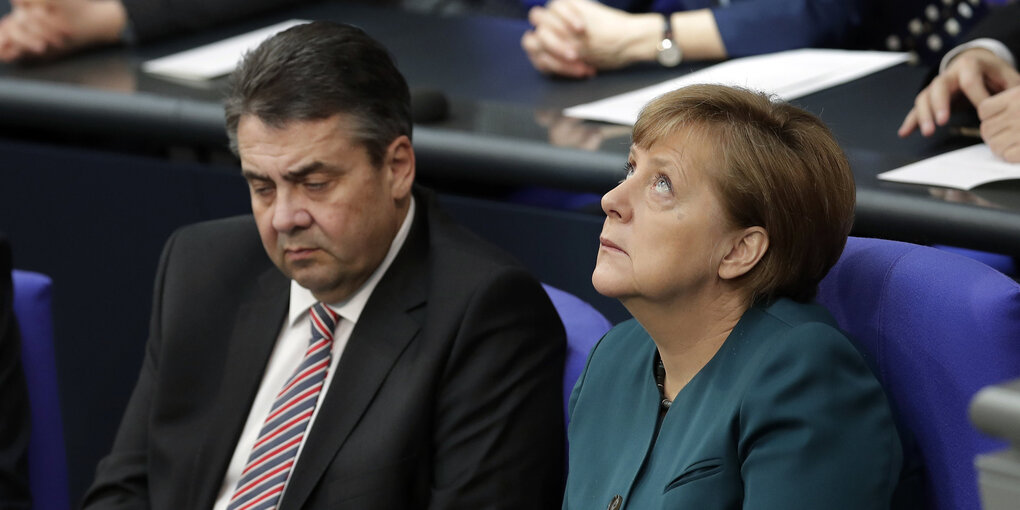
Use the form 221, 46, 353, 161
226, 303, 339, 510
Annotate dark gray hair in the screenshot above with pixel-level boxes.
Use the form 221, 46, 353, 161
224, 21, 412, 166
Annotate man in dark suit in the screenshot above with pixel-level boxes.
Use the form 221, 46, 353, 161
899, 2, 1020, 162
82, 21, 566, 510
0, 235, 31, 509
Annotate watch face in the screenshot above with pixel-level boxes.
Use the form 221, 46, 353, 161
657, 42, 682, 67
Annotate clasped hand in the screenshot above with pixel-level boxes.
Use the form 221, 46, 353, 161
0, 0, 125, 62
521, 0, 658, 78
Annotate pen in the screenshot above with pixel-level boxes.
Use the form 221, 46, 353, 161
949, 126, 982, 138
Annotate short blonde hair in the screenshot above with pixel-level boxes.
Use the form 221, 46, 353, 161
633, 84, 855, 303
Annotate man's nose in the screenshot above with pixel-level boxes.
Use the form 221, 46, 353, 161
271, 191, 313, 232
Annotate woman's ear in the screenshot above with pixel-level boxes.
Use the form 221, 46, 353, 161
718, 227, 768, 280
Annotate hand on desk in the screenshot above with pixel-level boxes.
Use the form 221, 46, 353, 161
521, 0, 663, 78
0, 0, 126, 62
978, 86, 1020, 163
521, 0, 725, 78
898, 47, 1020, 162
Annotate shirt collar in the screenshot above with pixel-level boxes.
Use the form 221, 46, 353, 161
286, 196, 416, 326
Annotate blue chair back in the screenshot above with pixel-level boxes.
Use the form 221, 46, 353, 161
816, 237, 1020, 510
934, 245, 1016, 277
12, 270, 69, 510
542, 284, 613, 424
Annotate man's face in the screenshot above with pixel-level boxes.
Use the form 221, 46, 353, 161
238, 114, 413, 303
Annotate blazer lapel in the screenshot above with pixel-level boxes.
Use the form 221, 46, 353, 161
191, 267, 289, 509
280, 200, 430, 510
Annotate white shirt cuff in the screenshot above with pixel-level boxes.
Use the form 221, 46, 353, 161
940, 38, 1017, 74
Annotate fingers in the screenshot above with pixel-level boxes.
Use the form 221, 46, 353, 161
983, 125, 1020, 163
0, 5, 70, 61
978, 87, 1020, 163
901, 69, 960, 137
900, 48, 1017, 138
4, 10, 51, 55
977, 87, 1013, 121
521, 30, 595, 78
545, 0, 587, 34
908, 81, 948, 137
956, 60, 992, 108
522, 3, 595, 78
1001, 69, 1020, 90
897, 108, 919, 138
528, 7, 581, 61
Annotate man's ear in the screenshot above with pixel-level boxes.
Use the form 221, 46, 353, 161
718, 227, 768, 280
384, 135, 415, 200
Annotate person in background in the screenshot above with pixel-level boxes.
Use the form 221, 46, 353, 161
0, 0, 316, 61
564, 84, 913, 509
898, 2, 1020, 163
0, 0, 527, 62
82, 21, 566, 510
0, 234, 31, 510
521, 0, 987, 78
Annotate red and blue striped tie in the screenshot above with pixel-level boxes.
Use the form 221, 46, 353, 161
226, 303, 339, 510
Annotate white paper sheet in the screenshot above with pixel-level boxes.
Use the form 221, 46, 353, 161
878, 144, 1020, 190
563, 49, 911, 125
142, 19, 309, 81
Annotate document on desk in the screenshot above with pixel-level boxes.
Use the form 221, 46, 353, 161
142, 19, 309, 81
878, 144, 1020, 190
563, 49, 910, 125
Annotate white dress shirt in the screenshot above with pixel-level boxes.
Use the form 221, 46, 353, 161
212, 197, 416, 510
940, 37, 1017, 74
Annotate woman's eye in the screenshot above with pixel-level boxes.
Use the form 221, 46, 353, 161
653, 175, 672, 193
620, 162, 635, 184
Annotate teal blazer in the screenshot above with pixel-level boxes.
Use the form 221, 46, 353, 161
564, 299, 904, 510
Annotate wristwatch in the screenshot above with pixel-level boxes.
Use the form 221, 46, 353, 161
656, 15, 682, 67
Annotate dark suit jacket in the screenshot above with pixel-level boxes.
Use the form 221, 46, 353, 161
965, 3, 1020, 58
0, 235, 31, 509
83, 189, 566, 509
563, 299, 906, 510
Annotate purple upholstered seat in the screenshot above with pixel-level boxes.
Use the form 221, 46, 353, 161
934, 245, 1016, 277
542, 284, 613, 424
817, 237, 1020, 510
12, 270, 68, 510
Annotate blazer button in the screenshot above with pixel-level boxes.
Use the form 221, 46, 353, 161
607, 494, 622, 510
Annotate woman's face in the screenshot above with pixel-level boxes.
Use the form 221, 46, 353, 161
593, 132, 739, 308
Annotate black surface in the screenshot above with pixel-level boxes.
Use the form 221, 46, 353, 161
2, 1, 1018, 249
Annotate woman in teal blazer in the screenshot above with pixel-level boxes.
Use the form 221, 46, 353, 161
565, 84, 909, 510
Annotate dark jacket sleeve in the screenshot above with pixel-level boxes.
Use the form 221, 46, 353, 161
709, 0, 869, 57
429, 267, 566, 509
963, 3, 1020, 61
601, 0, 872, 57
81, 231, 178, 510
0, 236, 31, 510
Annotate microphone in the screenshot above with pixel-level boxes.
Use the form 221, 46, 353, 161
411, 89, 450, 124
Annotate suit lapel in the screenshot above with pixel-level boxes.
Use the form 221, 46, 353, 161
280, 198, 430, 510
191, 266, 289, 509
